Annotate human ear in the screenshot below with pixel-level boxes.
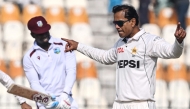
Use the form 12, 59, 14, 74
131, 18, 136, 27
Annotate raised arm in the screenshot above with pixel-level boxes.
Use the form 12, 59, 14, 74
149, 22, 186, 58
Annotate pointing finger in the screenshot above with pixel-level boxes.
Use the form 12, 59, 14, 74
61, 38, 69, 42
176, 22, 181, 30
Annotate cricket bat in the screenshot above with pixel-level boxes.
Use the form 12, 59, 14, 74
7, 83, 52, 105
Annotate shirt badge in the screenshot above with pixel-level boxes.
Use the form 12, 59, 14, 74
37, 56, 40, 60
54, 47, 61, 54
37, 21, 43, 27
131, 47, 137, 55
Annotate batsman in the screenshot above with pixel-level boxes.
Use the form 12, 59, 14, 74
23, 16, 78, 109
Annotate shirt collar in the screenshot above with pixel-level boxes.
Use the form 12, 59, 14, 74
122, 37, 128, 43
132, 28, 146, 40
33, 36, 53, 50
122, 28, 146, 43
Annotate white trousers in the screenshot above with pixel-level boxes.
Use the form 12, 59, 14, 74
112, 101, 155, 109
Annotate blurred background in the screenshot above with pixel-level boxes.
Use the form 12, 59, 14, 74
0, 0, 190, 109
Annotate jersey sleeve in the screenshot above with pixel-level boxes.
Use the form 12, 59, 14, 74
63, 51, 76, 94
148, 36, 184, 58
0, 70, 26, 104
77, 43, 117, 65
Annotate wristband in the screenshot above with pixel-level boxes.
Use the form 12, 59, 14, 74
20, 101, 26, 105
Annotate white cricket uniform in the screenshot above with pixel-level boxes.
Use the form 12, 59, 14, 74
0, 70, 26, 104
77, 29, 184, 109
23, 37, 78, 109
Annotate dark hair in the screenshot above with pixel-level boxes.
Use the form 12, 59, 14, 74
112, 4, 139, 26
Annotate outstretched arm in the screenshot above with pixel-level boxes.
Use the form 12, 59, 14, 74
61, 38, 117, 64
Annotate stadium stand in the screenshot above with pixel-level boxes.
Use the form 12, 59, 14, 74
4, 93, 18, 108
22, 4, 42, 24
88, 15, 115, 34
45, 6, 66, 24
0, 25, 2, 41
87, 0, 108, 15
66, 0, 87, 9
2, 20, 24, 42
24, 25, 35, 42
77, 60, 98, 81
71, 23, 92, 44
142, 23, 161, 36
186, 4, 190, 26
185, 26, 190, 67
0, 60, 7, 74
0, 2, 20, 24
41, 0, 64, 9
87, 97, 108, 109
0, 40, 6, 73
72, 81, 86, 109
8, 60, 23, 79
49, 22, 69, 39
158, 7, 178, 28
155, 63, 169, 109
162, 24, 177, 44
167, 62, 190, 109
0, 0, 4, 6
4, 41, 23, 61
68, 7, 89, 26
0, 83, 9, 109
148, 8, 157, 24
79, 77, 101, 100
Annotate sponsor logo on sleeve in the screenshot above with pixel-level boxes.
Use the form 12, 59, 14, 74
153, 36, 162, 41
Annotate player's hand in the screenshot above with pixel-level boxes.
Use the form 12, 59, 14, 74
45, 101, 59, 109
21, 102, 32, 109
61, 38, 79, 52
174, 22, 186, 43
45, 95, 61, 109
59, 92, 72, 109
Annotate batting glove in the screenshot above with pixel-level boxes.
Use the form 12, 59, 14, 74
59, 93, 72, 109
45, 95, 62, 109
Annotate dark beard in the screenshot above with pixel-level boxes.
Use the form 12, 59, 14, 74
38, 42, 51, 51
